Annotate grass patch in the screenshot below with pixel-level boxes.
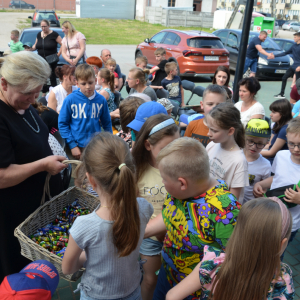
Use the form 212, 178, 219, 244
17, 17, 214, 45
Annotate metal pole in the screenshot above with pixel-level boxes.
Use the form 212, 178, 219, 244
53, 0, 55, 10
233, 0, 254, 103
271, 0, 276, 18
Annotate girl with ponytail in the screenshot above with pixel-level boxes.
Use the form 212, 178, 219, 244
206, 102, 248, 202
62, 132, 153, 300
97, 68, 120, 119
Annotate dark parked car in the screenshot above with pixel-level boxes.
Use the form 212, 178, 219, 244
28, 10, 60, 27
9, 0, 35, 9
273, 38, 296, 59
19, 27, 67, 66
276, 19, 287, 28
213, 29, 293, 79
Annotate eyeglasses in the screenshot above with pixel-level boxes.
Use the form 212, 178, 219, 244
246, 139, 266, 149
288, 142, 300, 149
41, 26, 49, 28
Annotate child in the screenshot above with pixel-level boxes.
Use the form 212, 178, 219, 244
135, 55, 148, 70
132, 114, 179, 300
184, 84, 228, 147
161, 62, 184, 107
149, 47, 168, 90
254, 118, 300, 254
166, 197, 294, 300
97, 68, 119, 120
206, 102, 249, 202
105, 58, 119, 91
62, 133, 153, 300
243, 119, 272, 203
10, 30, 23, 53
144, 137, 241, 299
58, 64, 112, 160
261, 99, 292, 164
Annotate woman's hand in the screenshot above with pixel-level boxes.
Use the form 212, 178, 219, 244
68, 58, 76, 66
43, 155, 67, 175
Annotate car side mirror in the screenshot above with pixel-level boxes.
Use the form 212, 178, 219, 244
28, 16, 32, 19
144, 38, 150, 43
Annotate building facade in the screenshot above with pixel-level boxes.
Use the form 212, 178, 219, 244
216, 0, 300, 19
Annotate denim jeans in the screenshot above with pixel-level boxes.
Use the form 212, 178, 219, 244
243, 57, 258, 74
80, 285, 142, 300
152, 265, 172, 300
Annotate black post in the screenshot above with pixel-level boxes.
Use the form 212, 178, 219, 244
233, 0, 254, 103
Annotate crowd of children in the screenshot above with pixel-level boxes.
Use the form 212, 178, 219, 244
2, 38, 300, 300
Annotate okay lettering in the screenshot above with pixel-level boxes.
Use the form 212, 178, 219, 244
71, 103, 103, 119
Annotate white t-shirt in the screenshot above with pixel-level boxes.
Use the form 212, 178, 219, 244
243, 154, 271, 204
46, 84, 78, 113
206, 141, 249, 203
271, 150, 300, 232
234, 101, 265, 127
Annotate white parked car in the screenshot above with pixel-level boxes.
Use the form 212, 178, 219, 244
282, 21, 300, 32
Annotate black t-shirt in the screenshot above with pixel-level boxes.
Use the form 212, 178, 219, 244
0, 101, 62, 280
36, 31, 59, 57
246, 36, 262, 59
152, 59, 168, 86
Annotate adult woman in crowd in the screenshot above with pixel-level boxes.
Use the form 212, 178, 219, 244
0, 51, 66, 281
47, 64, 77, 113
234, 77, 265, 127
128, 67, 157, 101
212, 66, 232, 90
30, 19, 62, 96
61, 20, 86, 66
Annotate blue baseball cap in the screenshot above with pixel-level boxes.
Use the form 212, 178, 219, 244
0, 260, 59, 299
127, 101, 167, 132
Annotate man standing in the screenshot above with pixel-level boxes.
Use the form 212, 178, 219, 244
243, 31, 274, 77
100, 49, 123, 89
274, 32, 300, 99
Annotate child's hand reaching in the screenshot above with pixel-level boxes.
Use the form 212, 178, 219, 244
253, 182, 266, 198
71, 146, 81, 160
284, 185, 300, 204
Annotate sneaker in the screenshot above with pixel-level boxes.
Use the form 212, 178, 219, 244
274, 93, 285, 98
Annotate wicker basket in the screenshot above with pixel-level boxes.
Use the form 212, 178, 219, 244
14, 186, 99, 282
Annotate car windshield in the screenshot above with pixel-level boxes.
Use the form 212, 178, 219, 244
36, 12, 56, 21
187, 37, 224, 49
249, 34, 281, 50
20, 30, 64, 48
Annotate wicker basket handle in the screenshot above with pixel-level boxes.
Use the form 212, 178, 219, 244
40, 160, 82, 206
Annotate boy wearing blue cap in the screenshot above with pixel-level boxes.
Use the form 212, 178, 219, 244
0, 260, 59, 299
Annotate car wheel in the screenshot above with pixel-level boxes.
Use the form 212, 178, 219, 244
290, 28, 294, 32
135, 50, 143, 59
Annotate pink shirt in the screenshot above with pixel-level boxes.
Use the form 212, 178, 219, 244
62, 32, 86, 58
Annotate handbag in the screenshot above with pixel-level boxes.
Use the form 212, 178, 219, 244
42, 33, 59, 65
66, 36, 85, 65
264, 181, 300, 208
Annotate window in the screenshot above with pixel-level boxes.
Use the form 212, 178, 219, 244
253, 7, 256, 11
281, 0, 285, 3
187, 37, 224, 49
227, 33, 238, 49
168, 0, 175, 6
266, 8, 269, 12
174, 35, 181, 45
150, 32, 166, 44
280, 9, 283, 14
163, 32, 179, 45
214, 30, 228, 44
284, 42, 295, 51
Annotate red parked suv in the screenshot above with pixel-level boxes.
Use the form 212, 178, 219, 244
136, 29, 230, 78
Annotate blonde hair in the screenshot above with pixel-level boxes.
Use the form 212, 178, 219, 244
154, 47, 166, 56
75, 64, 95, 81
210, 198, 292, 300
81, 132, 140, 257
98, 68, 115, 93
129, 67, 150, 86
11, 30, 19, 37
105, 58, 116, 67
165, 61, 177, 75
0, 51, 50, 93
62, 20, 77, 38
286, 118, 300, 135
156, 137, 210, 182
135, 56, 148, 65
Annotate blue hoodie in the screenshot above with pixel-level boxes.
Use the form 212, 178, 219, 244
58, 89, 112, 149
